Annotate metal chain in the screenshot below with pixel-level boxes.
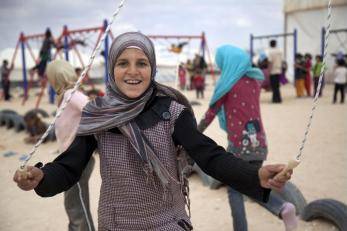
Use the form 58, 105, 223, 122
20, 0, 127, 169
296, 0, 332, 160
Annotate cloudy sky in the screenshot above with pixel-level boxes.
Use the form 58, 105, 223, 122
0, 0, 283, 55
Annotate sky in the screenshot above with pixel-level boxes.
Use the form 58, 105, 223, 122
0, 0, 284, 59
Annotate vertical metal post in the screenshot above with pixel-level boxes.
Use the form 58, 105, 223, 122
201, 32, 206, 58
321, 27, 326, 58
250, 33, 254, 60
20, 33, 28, 99
63, 25, 69, 61
46, 27, 55, 104
103, 19, 109, 84
293, 29, 298, 59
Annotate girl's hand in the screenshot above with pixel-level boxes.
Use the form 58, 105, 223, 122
258, 164, 292, 191
13, 166, 44, 191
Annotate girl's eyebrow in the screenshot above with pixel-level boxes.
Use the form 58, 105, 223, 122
116, 59, 128, 63
137, 58, 149, 61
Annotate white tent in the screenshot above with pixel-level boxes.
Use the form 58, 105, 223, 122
284, 0, 347, 81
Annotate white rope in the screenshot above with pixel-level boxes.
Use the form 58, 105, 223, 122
296, 0, 332, 160
20, 0, 126, 169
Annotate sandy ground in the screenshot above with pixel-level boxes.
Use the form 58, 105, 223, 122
0, 80, 346, 231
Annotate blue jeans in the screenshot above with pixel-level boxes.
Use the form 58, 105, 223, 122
195, 159, 287, 231
227, 185, 286, 231
227, 186, 248, 231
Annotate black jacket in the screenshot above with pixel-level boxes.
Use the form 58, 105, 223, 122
35, 96, 270, 202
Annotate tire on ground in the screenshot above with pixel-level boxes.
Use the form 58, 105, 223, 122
301, 198, 347, 231
0, 110, 17, 126
11, 114, 26, 132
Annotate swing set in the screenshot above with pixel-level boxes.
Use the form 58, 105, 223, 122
321, 27, 347, 58
148, 32, 216, 82
250, 29, 298, 64
10, 20, 113, 108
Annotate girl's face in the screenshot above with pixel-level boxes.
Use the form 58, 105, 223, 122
114, 48, 152, 98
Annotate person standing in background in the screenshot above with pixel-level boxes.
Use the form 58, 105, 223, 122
294, 53, 307, 98
1, 60, 14, 101
312, 55, 324, 97
46, 60, 96, 231
304, 53, 312, 96
332, 58, 347, 104
197, 45, 297, 231
267, 40, 283, 103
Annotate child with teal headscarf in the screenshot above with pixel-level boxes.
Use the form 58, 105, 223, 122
197, 45, 298, 231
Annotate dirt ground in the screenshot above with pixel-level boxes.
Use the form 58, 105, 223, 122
0, 81, 346, 231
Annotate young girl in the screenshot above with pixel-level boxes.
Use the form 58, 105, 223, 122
197, 45, 297, 231
192, 70, 205, 99
46, 60, 96, 231
294, 53, 307, 98
14, 32, 291, 231
312, 55, 324, 97
304, 53, 312, 96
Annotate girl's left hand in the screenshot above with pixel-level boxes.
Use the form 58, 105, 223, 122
258, 164, 292, 191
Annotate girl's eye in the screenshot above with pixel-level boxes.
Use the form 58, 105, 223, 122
117, 61, 127, 67
138, 62, 148, 67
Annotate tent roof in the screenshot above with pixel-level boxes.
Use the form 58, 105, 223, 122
284, 0, 347, 13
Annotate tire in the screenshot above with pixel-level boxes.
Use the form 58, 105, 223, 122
0, 110, 17, 126
0, 112, 5, 126
0, 109, 17, 114
273, 181, 307, 215
5, 113, 18, 129
11, 114, 26, 132
301, 199, 347, 231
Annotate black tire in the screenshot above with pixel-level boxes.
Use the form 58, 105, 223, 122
11, 114, 26, 132
190, 100, 201, 106
301, 199, 347, 231
273, 181, 307, 215
5, 113, 19, 129
0, 109, 17, 114
0, 110, 17, 126
0, 112, 5, 126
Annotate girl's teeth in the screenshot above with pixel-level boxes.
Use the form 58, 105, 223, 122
125, 80, 140, 84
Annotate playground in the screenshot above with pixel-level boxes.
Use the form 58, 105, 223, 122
1, 78, 346, 231
1, 1, 347, 231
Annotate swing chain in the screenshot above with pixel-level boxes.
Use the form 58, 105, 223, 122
20, 0, 127, 169
296, 0, 332, 160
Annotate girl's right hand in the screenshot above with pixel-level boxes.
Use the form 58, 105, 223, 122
13, 166, 44, 191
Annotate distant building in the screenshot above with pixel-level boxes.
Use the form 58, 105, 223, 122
284, 0, 347, 81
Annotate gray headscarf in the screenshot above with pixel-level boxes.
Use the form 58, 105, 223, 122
77, 31, 193, 187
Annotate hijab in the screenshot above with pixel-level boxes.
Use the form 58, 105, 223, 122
77, 32, 193, 187
46, 60, 89, 153
210, 45, 264, 132
46, 59, 79, 105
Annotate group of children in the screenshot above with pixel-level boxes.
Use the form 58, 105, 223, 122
178, 54, 207, 99
294, 53, 320, 98
294, 52, 347, 104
